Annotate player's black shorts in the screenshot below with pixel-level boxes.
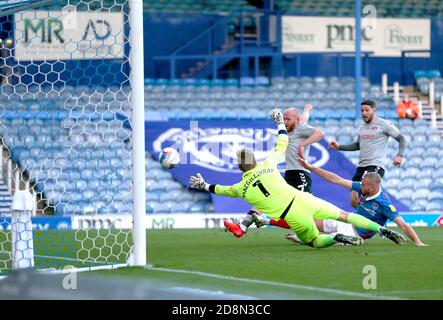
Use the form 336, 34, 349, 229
352, 165, 385, 182
284, 170, 312, 193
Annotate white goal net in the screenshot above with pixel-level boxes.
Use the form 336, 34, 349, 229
0, 0, 145, 272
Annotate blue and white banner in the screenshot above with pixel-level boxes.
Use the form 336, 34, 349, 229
386, 213, 443, 227
70, 213, 443, 229
0, 216, 72, 231
146, 120, 410, 214
283, 16, 430, 57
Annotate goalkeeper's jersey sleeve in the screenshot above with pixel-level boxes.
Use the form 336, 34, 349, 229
211, 131, 300, 220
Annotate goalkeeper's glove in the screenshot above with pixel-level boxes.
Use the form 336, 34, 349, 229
269, 108, 284, 125
189, 173, 210, 191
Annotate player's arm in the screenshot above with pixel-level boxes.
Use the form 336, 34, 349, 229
266, 108, 289, 165
301, 104, 313, 124
329, 137, 360, 151
189, 173, 239, 198
298, 128, 324, 159
392, 135, 406, 167
298, 158, 352, 189
393, 216, 428, 246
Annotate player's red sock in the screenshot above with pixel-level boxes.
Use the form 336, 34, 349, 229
270, 219, 290, 229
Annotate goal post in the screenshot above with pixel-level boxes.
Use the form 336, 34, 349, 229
128, 0, 146, 268
0, 0, 146, 272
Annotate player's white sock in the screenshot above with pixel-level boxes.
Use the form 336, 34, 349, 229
286, 233, 304, 244
240, 214, 253, 233
239, 224, 248, 232
323, 220, 338, 233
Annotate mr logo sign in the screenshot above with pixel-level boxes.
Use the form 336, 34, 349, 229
15, 10, 124, 60
82, 19, 112, 41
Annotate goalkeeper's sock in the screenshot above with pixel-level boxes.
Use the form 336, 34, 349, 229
311, 234, 336, 248
346, 213, 381, 233
270, 218, 290, 229
240, 210, 255, 232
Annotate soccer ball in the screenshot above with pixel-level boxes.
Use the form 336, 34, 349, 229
159, 147, 180, 169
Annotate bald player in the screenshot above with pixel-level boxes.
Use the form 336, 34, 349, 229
329, 100, 407, 209
283, 158, 426, 246
283, 106, 324, 193
189, 108, 406, 248
223, 105, 324, 238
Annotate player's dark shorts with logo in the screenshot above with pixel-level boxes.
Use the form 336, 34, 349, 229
284, 170, 312, 193
352, 166, 385, 182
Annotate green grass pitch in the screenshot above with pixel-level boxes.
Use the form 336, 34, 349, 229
92, 227, 443, 300
1, 227, 442, 299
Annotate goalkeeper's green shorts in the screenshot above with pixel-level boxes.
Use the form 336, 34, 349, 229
284, 192, 341, 244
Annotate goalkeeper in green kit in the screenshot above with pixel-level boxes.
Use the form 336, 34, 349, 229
189, 108, 405, 248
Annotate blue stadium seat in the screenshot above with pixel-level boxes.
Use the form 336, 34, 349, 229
414, 70, 427, 79
411, 188, 429, 201
428, 70, 441, 79
157, 180, 182, 191
423, 147, 440, 158
397, 188, 413, 201
400, 179, 415, 189
223, 110, 238, 120
425, 202, 442, 212
177, 192, 194, 202
146, 201, 159, 213
146, 168, 162, 179
337, 135, 353, 145
420, 167, 434, 179
253, 110, 268, 120
148, 181, 166, 192
188, 203, 206, 213
170, 202, 188, 213
159, 189, 181, 202
152, 202, 170, 213
192, 191, 210, 201
256, 76, 269, 86
427, 134, 441, 147
240, 77, 255, 86
147, 192, 160, 202
384, 178, 400, 189
410, 201, 427, 212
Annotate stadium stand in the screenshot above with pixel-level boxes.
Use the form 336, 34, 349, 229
143, 77, 443, 212
0, 183, 11, 214
415, 70, 443, 101
144, 76, 397, 121
0, 86, 213, 215
146, 153, 212, 213
1, 75, 442, 214
308, 115, 443, 212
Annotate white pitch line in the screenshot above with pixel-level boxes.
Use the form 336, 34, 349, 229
384, 289, 443, 295
169, 287, 258, 300
146, 266, 405, 300
37, 263, 129, 274
35, 255, 110, 265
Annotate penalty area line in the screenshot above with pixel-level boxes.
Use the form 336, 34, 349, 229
146, 266, 405, 300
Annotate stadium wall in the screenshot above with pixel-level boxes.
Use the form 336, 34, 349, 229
145, 120, 410, 214
5, 11, 443, 86
143, 12, 227, 79
284, 19, 443, 85
1, 214, 441, 230
144, 14, 443, 85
